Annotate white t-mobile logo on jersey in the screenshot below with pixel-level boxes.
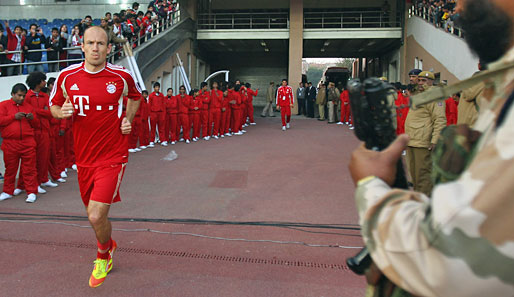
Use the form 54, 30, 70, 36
73, 95, 90, 116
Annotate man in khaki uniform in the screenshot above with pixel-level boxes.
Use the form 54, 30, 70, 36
261, 82, 275, 117
458, 70, 484, 126
404, 71, 446, 196
327, 82, 340, 123
316, 83, 327, 121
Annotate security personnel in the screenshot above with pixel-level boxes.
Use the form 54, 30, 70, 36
458, 65, 484, 127
404, 71, 446, 196
408, 68, 422, 86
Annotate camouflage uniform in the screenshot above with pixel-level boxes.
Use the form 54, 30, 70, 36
355, 46, 514, 296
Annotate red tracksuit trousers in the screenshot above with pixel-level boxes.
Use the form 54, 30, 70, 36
64, 129, 75, 168
179, 114, 190, 140
280, 105, 291, 126
150, 111, 165, 142
247, 103, 254, 123
48, 135, 62, 181
2, 138, 38, 195
191, 113, 201, 139
56, 134, 66, 173
220, 109, 231, 135
209, 109, 221, 136
341, 104, 351, 123
165, 113, 179, 142
35, 131, 50, 184
200, 110, 209, 138
129, 116, 141, 149
139, 117, 150, 146
231, 109, 241, 133
241, 103, 247, 125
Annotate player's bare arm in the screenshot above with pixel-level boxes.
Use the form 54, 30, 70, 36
121, 99, 141, 135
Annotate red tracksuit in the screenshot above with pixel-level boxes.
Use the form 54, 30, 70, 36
139, 97, 150, 146
240, 88, 248, 127
445, 97, 458, 126
220, 92, 232, 135
229, 90, 242, 133
165, 95, 179, 142
48, 117, 63, 181
0, 99, 39, 195
149, 91, 165, 142
63, 118, 75, 168
129, 96, 143, 149
247, 88, 258, 124
178, 94, 191, 141
340, 90, 351, 123
190, 96, 202, 139
396, 92, 409, 135
55, 119, 67, 174
200, 90, 211, 137
25, 89, 52, 184
209, 89, 223, 136
276, 85, 294, 126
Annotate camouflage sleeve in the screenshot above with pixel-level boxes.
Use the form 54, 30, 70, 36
355, 110, 514, 296
429, 101, 446, 144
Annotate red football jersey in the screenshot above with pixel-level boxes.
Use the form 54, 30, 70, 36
49, 62, 141, 167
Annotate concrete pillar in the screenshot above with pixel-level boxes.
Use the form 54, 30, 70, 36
181, 0, 197, 20
288, 0, 303, 115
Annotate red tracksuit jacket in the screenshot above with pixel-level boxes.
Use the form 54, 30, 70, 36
247, 88, 258, 104
221, 92, 231, 110
25, 89, 51, 133
190, 96, 202, 113
149, 91, 165, 112
166, 95, 179, 114
276, 86, 294, 107
5, 27, 26, 61
445, 97, 458, 126
178, 95, 191, 114
200, 90, 211, 110
210, 90, 223, 109
0, 99, 39, 139
240, 88, 248, 105
229, 90, 242, 109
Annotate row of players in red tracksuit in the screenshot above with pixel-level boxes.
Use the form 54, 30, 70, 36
128, 81, 258, 150
0, 74, 76, 203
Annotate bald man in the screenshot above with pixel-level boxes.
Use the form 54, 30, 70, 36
50, 26, 141, 288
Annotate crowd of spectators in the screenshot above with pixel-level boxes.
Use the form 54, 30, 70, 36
413, 0, 460, 34
0, 1, 178, 77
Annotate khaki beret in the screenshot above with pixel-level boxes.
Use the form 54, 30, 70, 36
419, 71, 435, 80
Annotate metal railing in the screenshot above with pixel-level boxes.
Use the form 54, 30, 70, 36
304, 10, 402, 29
197, 12, 289, 30
0, 10, 181, 75
410, 4, 463, 38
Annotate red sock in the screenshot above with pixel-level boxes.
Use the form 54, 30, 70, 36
97, 238, 112, 259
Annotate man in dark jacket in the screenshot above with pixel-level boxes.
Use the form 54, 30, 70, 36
0, 25, 8, 76
306, 82, 316, 118
46, 28, 65, 73
24, 24, 46, 73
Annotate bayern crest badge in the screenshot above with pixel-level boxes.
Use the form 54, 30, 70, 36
106, 82, 117, 94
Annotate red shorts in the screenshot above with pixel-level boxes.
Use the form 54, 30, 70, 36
77, 163, 127, 207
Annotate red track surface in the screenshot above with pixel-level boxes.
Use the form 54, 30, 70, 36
0, 115, 366, 296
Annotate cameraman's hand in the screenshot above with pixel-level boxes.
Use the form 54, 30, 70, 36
349, 134, 409, 186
